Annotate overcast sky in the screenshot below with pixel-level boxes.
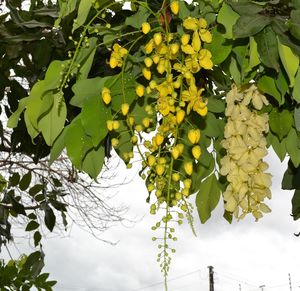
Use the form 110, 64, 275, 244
25, 149, 299, 291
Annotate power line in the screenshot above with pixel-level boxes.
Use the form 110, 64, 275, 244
215, 271, 257, 287
130, 268, 205, 291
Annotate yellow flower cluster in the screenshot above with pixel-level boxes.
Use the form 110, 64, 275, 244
220, 84, 272, 221
108, 43, 128, 69
135, 17, 213, 209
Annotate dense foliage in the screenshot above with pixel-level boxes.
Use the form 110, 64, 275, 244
1, 0, 300, 289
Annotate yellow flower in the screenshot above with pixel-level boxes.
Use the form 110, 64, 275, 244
188, 129, 200, 144
106, 120, 113, 131
192, 31, 201, 52
157, 96, 175, 116
200, 29, 212, 43
155, 133, 164, 146
143, 67, 152, 80
170, 43, 179, 55
148, 155, 156, 167
156, 164, 165, 176
135, 84, 145, 97
102, 87, 111, 105
112, 120, 120, 130
198, 49, 213, 70
171, 147, 180, 159
183, 179, 192, 189
141, 22, 151, 34
121, 103, 129, 116
170, 1, 180, 15
145, 39, 154, 54
144, 57, 153, 68
184, 161, 193, 176
176, 109, 185, 124
177, 143, 184, 154
142, 117, 150, 128
183, 17, 198, 31
153, 32, 162, 46
172, 172, 180, 182
181, 34, 190, 45
192, 145, 201, 159
109, 44, 128, 69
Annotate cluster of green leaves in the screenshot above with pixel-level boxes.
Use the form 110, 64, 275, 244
0, 170, 66, 289
0, 251, 56, 291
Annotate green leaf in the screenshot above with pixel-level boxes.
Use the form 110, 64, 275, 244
18, 20, 51, 28
248, 37, 260, 70
294, 107, 300, 132
293, 68, 300, 103
229, 56, 241, 84
25, 221, 39, 232
204, 28, 232, 64
257, 75, 283, 105
44, 207, 56, 232
71, 77, 110, 108
7, 97, 28, 128
278, 39, 299, 87
9, 173, 20, 187
77, 38, 97, 80
196, 174, 221, 224
255, 26, 280, 71
293, 0, 300, 9
113, 122, 133, 164
65, 118, 93, 169
282, 160, 300, 189
55, 0, 78, 27
108, 74, 137, 111
26, 81, 46, 131
233, 14, 271, 38
19, 172, 32, 191
276, 69, 289, 97
178, 0, 191, 19
207, 98, 225, 113
217, 3, 239, 39
43, 61, 66, 92
72, 0, 92, 32
38, 93, 67, 146
271, 134, 287, 161
125, 6, 150, 29
286, 128, 300, 167
29, 184, 44, 196
82, 145, 105, 179
290, 10, 300, 40
81, 95, 110, 147
292, 190, 300, 220
269, 108, 293, 140
203, 112, 224, 138
49, 128, 67, 165
227, 1, 264, 15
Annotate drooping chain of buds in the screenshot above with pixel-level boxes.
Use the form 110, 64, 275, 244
220, 84, 272, 221
102, 13, 213, 278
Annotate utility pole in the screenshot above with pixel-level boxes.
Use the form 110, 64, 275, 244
289, 273, 293, 291
208, 266, 214, 291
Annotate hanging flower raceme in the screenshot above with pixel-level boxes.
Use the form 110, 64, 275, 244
104, 10, 214, 282
220, 84, 272, 221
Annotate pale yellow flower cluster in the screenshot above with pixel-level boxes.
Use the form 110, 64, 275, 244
220, 84, 272, 221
